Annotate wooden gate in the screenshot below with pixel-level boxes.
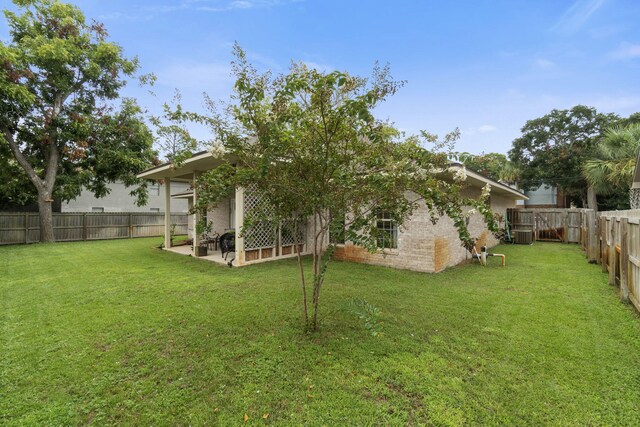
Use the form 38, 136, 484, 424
507, 208, 584, 244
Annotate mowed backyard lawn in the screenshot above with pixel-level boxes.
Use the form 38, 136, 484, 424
1, 239, 639, 426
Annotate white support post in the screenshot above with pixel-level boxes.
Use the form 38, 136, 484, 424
193, 171, 200, 256
235, 186, 244, 265
164, 178, 171, 249
187, 197, 194, 239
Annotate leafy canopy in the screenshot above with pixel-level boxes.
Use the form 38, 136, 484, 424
0, 0, 155, 211
191, 45, 497, 330
583, 124, 640, 194
454, 152, 518, 183
509, 105, 619, 202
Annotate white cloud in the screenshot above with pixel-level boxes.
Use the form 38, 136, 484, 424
478, 125, 497, 133
552, 0, 607, 34
610, 43, 640, 60
461, 125, 497, 137
534, 58, 556, 70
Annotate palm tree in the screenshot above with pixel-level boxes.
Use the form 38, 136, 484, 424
583, 124, 640, 209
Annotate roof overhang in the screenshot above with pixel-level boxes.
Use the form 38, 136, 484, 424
171, 191, 194, 199
138, 152, 527, 200
447, 163, 528, 200
138, 151, 236, 182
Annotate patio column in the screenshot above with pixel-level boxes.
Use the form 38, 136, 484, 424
164, 178, 171, 249
192, 171, 200, 256
235, 186, 244, 265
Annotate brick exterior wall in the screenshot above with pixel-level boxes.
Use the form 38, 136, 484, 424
334, 195, 436, 273
334, 190, 518, 273
430, 192, 512, 272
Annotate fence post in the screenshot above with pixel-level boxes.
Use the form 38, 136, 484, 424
587, 211, 597, 262
23, 212, 28, 244
562, 210, 569, 243
82, 213, 87, 241
609, 218, 616, 285
620, 217, 630, 302
128, 213, 133, 238
600, 217, 608, 273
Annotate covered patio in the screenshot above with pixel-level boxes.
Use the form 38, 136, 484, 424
138, 151, 310, 267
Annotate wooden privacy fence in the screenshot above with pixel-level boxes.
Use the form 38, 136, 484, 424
0, 212, 188, 245
506, 208, 588, 244
598, 210, 640, 312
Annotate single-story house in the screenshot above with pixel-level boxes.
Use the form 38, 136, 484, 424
138, 152, 527, 272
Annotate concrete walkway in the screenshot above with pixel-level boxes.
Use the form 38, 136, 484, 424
165, 244, 234, 266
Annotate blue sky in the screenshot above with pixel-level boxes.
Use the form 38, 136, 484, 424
2, 0, 640, 154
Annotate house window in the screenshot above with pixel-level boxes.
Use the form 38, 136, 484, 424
92, 207, 104, 213
150, 208, 160, 212
376, 211, 397, 249
149, 184, 160, 196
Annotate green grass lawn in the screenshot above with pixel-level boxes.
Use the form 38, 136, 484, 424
1, 239, 639, 426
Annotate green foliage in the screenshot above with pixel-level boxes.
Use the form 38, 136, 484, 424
190, 44, 496, 330
2, 238, 640, 425
149, 90, 200, 164
509, 105, 619, 204
454, 152, 510, 182
0, 0, 155, 240
347, 298, 382, 336
583, 124, 640, 195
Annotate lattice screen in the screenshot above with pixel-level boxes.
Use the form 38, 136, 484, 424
630, 188, 640, 209
243, 184, 307, 250
244, 184, 278, 250
281, 219, 306, 246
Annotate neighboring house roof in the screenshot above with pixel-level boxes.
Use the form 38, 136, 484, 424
138, 153, 527, 200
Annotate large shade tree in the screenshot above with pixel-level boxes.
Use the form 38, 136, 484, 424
192, 46, 497, 331
0, 0, 155, 241
509, 105, 619, 209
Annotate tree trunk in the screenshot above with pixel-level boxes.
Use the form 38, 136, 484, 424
587, 185, 598, 212
294, 221, 309, 327
37, 190, 55, 243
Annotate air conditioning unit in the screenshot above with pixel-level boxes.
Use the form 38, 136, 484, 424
512, 229, 533, 245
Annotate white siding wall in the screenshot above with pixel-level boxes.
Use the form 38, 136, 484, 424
62, 181, 191, 213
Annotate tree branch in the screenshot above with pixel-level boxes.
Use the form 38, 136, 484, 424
3, 129, 44, 191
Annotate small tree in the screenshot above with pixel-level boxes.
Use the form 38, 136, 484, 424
0, 0, 155, 241
195, 46, 496, 331
150, 90, 200, 163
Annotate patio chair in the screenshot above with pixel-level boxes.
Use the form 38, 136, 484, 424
219, 231, 235, 265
